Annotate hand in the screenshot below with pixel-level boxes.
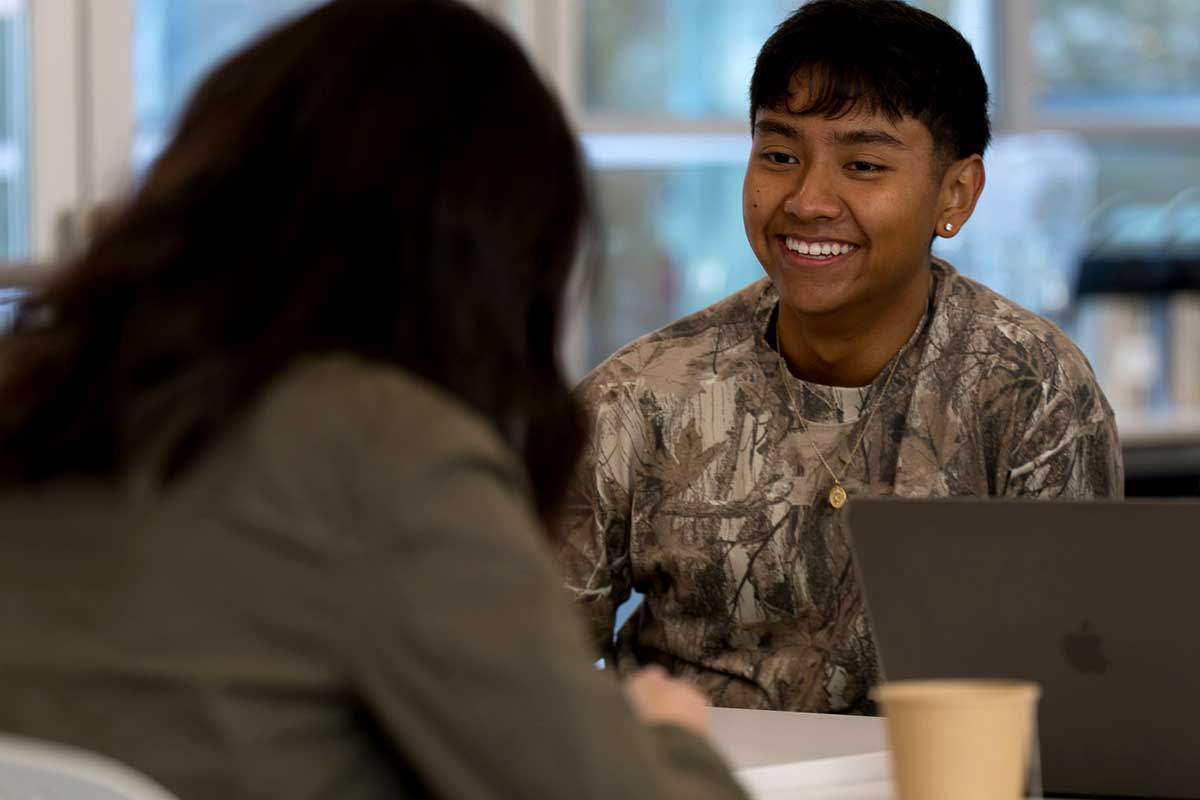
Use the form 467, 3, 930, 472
623, 665, 711, 737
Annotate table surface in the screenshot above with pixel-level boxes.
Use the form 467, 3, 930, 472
708, 708, 892, 799
706, 707, 1104, 800
708, 708, 886, 771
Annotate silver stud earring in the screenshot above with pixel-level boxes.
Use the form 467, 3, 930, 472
944, 222, 953, 232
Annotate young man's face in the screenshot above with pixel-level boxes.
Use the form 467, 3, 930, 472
742, 89, 952, 325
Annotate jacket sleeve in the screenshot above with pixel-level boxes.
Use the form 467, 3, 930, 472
555, 367, 642, 661
333, 386, 745, 800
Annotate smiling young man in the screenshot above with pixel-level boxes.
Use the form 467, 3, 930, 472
558, 0, 1123, 713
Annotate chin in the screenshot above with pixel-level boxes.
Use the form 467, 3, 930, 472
777, 291, 848, 318
771, 274, 853, 316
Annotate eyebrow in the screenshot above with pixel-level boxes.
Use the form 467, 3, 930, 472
753, 118, 909, 151
753, 119, 799, 139
831, 129, 909, 149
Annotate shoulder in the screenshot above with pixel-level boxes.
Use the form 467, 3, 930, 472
930, 259, 1100, 397
239, 353, 527, 504
577, 278, 771, 407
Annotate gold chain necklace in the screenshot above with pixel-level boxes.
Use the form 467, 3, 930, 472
774, 322, 904, 509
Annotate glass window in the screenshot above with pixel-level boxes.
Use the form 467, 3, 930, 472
1033, 0, 1200, 122
133, 0, 323, 171
0, 0, 27, 262
1089, 139, 1200, 205
582, 0, 993, 119
589, 165, 756, 367
1071, 141, 1200, 297
583, 0, 798, 119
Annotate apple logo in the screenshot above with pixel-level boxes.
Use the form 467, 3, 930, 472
1062, 621, 1109, 674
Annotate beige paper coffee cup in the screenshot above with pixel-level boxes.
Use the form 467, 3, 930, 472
872, 679, 1041, 800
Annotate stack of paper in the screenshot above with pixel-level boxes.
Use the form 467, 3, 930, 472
708, 707, 893, 800
736, 751, 891, 800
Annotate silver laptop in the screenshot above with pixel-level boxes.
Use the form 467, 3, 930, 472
847, 497, 1200, 800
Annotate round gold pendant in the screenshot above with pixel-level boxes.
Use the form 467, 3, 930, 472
828, 483, 848, 509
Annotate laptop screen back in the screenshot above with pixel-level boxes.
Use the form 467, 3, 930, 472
847, 497, 1200, 800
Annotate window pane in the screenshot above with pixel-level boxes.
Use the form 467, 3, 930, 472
583, 0, 796, 118
0, 0, 27, 261
1033, 0, 1200, 121
582, 0, 993, 118
1069, 144, 1200, 416
1073, 141, 1200, 294
133, 0, 323, 171
588, 165, 757, 368
1090, 140, 1200, 205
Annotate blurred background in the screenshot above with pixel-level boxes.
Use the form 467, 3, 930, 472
0, 0, 1197, 495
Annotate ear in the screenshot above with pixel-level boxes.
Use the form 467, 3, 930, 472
935, 155, 985, 238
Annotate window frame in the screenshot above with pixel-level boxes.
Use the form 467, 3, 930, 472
30, 0, 133, 262
0, 0, 132, 285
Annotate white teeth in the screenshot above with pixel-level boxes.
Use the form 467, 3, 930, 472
785, 237, 855, 258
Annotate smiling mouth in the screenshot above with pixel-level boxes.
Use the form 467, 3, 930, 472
779, 235, 859, 264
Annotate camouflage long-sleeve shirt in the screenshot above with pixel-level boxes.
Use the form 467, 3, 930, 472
558, 259, 1123, 713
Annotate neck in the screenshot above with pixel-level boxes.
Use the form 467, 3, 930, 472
776, 270, 931, 387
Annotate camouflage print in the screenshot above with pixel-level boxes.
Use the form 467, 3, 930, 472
557, 259, 1123, 713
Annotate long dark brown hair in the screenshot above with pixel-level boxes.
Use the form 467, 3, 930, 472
0, 0, 591, 522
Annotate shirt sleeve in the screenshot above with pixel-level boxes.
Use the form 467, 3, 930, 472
332, 393, 743, 800
554, 369, 641, 661
1001, 371, 1124, 499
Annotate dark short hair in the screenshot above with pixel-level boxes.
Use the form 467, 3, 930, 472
0, 0, 591, 524
749, 0, 990, 162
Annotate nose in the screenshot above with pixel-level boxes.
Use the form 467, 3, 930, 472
782, 165, 841, 222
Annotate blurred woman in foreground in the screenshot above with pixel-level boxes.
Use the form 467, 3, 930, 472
0, 1, 747, 797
